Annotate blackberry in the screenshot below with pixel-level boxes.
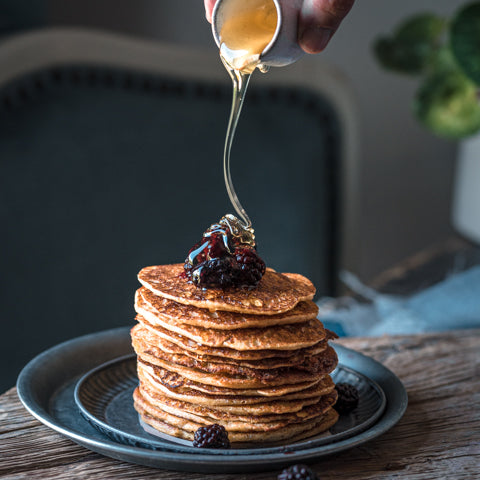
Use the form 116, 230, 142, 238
278, 464, 318, 480
192, 257, 236, 288
193, 424, 230, 449
235, 247, 266, 286
335, 383, 360, 414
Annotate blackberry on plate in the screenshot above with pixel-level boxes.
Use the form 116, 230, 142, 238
193, 424, 230, 449
335, 382, 360, 414
278, 464, 319, 480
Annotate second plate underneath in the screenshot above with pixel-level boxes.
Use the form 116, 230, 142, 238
74, 354, 386, 455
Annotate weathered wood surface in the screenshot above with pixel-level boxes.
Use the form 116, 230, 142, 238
1, 329, 479, 479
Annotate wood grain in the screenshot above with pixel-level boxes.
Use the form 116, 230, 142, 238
1, 329, 479, 479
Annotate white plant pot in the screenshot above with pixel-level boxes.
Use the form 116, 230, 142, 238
452, 134, 480, 243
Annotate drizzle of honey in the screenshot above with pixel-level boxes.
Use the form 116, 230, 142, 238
218, 0, 278, 233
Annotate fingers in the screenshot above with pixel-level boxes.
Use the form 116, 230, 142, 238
299, 0, 355, 53
204, 0, 217, 23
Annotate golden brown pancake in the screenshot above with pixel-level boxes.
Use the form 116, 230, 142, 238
138, 264, 315, 314
137, 326, 328, 370
132, 263, 339, 446
138, 406, 339, 446
138, 361, 335, 406
134, 387, 339, 444
134, 318, 328, 360
140, 361, 322, 397
138, 384, 337, 428
139, 380, 336, 417
139, 286, 318, 329
135, 385, 336, 432
138, 366, 334, 415
132, 327, 338, 388
135, 294, 326, 351
133, 350, 335, 389
132, 330, 337, 381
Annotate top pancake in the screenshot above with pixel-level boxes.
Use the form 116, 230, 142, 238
139, 286, 318, 329
138, 264, 315, 314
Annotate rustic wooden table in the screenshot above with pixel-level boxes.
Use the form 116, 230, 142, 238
1, 328, 479, 479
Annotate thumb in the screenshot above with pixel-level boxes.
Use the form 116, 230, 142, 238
299, 0, 354, 53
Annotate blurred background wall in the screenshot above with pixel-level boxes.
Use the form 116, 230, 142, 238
1, 0, 464, 280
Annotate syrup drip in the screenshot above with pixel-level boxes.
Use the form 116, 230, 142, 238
222, 63, 252, 229
182, 0, 276, 289
218, 0, 278, 232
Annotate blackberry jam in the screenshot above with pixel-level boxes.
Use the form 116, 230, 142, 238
183, 214, 266, 289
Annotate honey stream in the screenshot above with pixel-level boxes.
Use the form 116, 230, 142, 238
219, 0, 278, 230
221, 65, 252, 228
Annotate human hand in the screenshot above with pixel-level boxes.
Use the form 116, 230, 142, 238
204, 0, 355, 54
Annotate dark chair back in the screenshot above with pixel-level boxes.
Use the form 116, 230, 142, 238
0, 29, 354, 392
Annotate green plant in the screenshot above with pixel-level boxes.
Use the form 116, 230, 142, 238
373, 2, 480, 139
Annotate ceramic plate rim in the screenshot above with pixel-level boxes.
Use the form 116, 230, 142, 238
73, 353, 387, 455
17, 326, 408, 472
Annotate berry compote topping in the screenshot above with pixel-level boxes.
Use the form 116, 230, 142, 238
183, 214, 266, 289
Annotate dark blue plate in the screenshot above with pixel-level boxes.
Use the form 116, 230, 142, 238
17, 327, 407, 473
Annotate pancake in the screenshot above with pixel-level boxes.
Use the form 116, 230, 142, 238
138, 407, 339, 446
138, 378, 336, 416
139, 286, 319, 329
133, 349, 335, 388
134, 317, 329, 360
135, 386, 336, 432
132, 328, 338, 388
140, 361, 322, 397
138, 264, 315, 314
137, 325, 328, 370
132, 325, 333, 377
138, 362, 335, 409
135, 293, 326, 351
131, 324, 328, 376
138, 383, 337, 427
134, 333, 311, 374
134, 387, 339, 444
132, 262, 339, 446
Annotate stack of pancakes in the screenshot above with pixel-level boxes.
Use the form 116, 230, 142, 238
132, 264, 339, 446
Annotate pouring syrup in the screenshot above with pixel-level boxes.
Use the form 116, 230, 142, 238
219, 0, 278, 229
183, 0, 277, 288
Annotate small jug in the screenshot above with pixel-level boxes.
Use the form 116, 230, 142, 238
212, 0, 305, 68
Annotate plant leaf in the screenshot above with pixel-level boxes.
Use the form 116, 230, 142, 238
413, 69, 480, 139
431, 45, 459, 74
451, 1, 480, 85
374, 13, 446, 75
